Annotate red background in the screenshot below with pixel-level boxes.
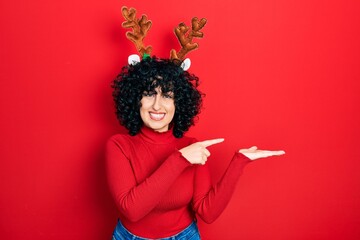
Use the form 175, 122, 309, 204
1, 0, 360, 239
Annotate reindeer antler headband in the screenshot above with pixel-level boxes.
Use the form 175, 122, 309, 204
121, 6, 207, 70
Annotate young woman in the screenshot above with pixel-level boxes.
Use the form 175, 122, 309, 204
107, 57, 285, 240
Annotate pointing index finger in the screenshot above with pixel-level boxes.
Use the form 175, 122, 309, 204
200, 138, 225, 147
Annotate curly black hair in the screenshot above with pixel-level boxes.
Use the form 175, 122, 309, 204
112, 56, 203, 138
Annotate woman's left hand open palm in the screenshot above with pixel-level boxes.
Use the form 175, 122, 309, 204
239, 146, 285, 160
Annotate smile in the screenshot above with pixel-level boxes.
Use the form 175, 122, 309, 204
149, 112, 166, 121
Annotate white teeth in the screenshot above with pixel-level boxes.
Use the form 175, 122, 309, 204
149, 113, 165, 120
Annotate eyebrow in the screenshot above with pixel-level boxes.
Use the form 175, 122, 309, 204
163, 92, 174, 96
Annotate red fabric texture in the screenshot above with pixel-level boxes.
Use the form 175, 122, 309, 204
106, 126, 251, 238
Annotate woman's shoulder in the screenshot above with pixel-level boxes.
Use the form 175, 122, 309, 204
105, 133, 141, 160
110, 130, 142, 141
106, 132, 136, 149
108, 132, 131, 141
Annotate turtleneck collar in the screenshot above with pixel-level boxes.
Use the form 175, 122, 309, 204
139, 126, 177, 144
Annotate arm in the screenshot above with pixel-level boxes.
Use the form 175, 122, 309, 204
105, 137, 190, 222
191, 146, 285, 223
191, 152, 251, 223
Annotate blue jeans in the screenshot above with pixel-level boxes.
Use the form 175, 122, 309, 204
112, 219, 201, 240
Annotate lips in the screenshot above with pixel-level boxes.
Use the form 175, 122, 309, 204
149, 112, 166, 121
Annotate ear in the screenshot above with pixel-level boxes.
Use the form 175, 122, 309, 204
181, 58, 191, 71
128, 54, 141, 65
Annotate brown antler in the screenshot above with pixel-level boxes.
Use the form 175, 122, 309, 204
121, 6, 152, 56
170, 17, 207, 61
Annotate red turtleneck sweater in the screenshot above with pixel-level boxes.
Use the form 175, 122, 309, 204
106, 127, 251, 238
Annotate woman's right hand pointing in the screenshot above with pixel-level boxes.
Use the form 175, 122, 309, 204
179, 139, 225, 165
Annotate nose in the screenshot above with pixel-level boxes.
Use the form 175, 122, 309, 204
152, 94, 161, 111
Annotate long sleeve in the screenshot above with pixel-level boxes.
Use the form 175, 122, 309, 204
192, 152, 251, 223
106, 136, 191, 222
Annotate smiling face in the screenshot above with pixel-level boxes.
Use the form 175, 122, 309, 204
140, 87, 175, 132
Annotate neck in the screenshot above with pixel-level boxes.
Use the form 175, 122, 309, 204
139, 126, 176, 144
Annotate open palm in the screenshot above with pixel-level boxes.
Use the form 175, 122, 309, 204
239, 146, 285, 160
